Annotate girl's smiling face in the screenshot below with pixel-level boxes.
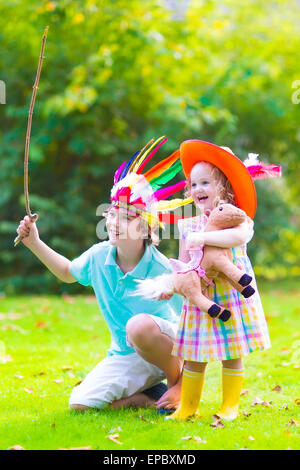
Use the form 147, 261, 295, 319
190, 162, 218, 212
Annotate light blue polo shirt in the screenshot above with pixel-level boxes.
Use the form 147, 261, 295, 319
69, 241, 183, 357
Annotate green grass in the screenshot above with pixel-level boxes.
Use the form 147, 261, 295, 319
0, 283, 299, 450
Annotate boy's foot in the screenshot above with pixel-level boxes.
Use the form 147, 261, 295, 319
143, 382, 168, 400
111, 382, 168, 409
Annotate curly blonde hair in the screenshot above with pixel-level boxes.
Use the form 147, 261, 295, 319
184, 162, 236, 207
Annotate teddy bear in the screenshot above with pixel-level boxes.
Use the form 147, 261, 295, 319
135, 203, 255, 322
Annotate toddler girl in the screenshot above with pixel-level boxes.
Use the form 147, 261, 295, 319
167, 139, 280, 421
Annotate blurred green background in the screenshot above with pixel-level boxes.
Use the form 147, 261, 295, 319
1, 0, 299, 294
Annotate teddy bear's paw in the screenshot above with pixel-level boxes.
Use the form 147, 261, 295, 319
208, 304, 221, 318
238, 274, 253, 287
241, 285, 255, 298
219, 309, 231, 322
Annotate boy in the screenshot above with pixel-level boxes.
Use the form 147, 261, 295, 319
16, 139, 190, 411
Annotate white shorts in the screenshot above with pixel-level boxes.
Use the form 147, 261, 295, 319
69, 315, 177, 409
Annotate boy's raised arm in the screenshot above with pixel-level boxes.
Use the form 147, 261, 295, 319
16, 215, 76, 284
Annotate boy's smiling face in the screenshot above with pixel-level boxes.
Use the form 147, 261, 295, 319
105, 207, 144, 245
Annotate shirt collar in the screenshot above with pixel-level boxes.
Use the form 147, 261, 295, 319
104, 243, 153, 279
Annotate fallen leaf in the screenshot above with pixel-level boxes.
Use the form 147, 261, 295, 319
243, 412, 252, 417
193, 436, 207, 444
272, 385, 282, 392
106, 433, 123, 445
51, 423, 56, 428
181, 436, 193, 440
295, 398, 300, 405
62, 365, 73, 371
24, 387, 34, 394
210, 417, 224, 428
2, 324, 25, 333
279, 403, 288, 410
35, 321, 47, 328
138, 415, 154, 424
248, 436, 255, 441
14, 374, 24, 379
241, 389, 249, 396
8, 445, 25, 450
251, 397, 272, 407
287, 419, 297, 426
74, 380, 82, 386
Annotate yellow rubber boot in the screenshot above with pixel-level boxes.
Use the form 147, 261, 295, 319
167, 368, 205, 421
217, 367, 245, 420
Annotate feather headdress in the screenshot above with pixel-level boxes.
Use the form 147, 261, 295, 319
110, 137, 193, 228
243, 153, 282, 180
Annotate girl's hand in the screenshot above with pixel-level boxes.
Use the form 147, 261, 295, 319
186, 232, 205, 249
16, 215, 40, 248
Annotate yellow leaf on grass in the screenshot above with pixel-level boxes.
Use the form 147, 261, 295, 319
106, 434, 123, 445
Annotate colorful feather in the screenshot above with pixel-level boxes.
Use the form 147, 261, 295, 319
149, 159, 182, 190
126, 138, 155, 175
144, 149, 180, 182
113, 160, 127, 185
136, 137, 167, 174
119, 151, 140, 181
159, 213, 192, 224
157, 197, 193, 212
132, 136, 164, 174
247, 163, 282, 180
153, 180, 187, 201
244, 153, 282, 180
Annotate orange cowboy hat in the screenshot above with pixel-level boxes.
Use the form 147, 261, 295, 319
179, 139, 257, 219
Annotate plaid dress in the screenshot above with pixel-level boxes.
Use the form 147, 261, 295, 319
172, 215, 271, 362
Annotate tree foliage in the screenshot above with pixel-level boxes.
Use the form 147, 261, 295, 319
1, 0, 299, 293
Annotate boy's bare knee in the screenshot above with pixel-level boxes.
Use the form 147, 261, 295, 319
126, 314, 159, 349
69, 403, 91, 412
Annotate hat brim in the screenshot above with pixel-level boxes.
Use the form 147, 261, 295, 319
180, 140, 257, 218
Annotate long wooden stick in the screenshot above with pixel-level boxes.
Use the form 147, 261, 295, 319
14, 26, 49, 247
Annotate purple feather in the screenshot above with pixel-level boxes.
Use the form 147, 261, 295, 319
113, 161, 127, 185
